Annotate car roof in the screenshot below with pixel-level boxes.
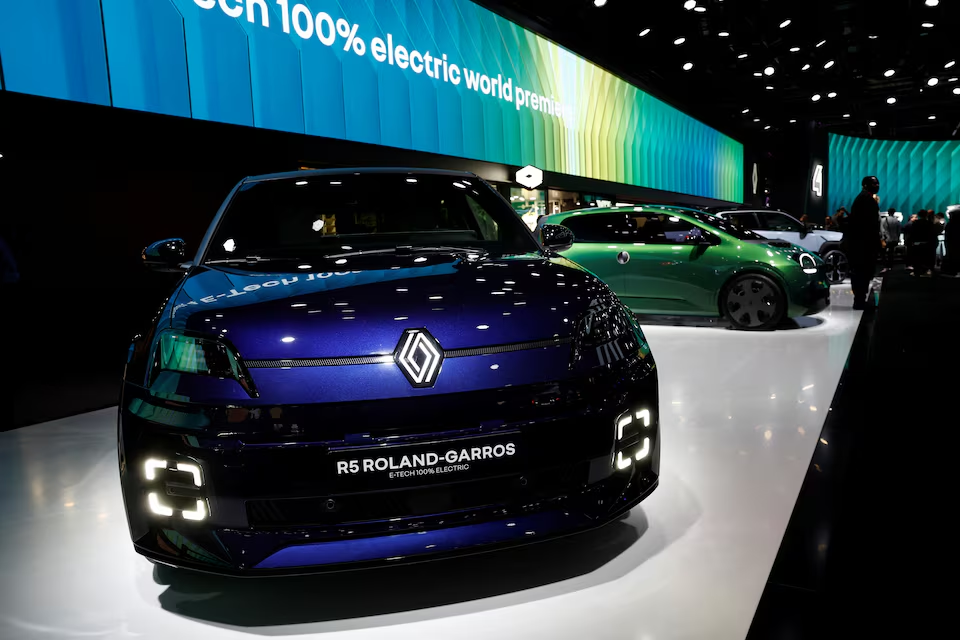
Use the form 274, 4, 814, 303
244, 167, 478, 183
545, 204, 709, 221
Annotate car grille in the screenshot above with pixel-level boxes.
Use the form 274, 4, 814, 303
245, 463, 589, 528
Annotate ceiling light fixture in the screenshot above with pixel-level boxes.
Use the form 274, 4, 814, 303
952, 78, 960, 83
593, 0, 607, 6
811, 94, 822, 101
827, 92, 837, 98
639, 28, 651, 37
843, 113, 851, 118
802, 64, 811, 71
789, 119, 797, 123
921, 22, 934, 28
694, 6, 707, 12
764, 125, 771, 130
779, 19, 792, 29
742, 108, 750, 114
954, 87, 960, 95
683, 62, 694, 71
753, 72, 762, 77
925, 0, 939, 6
719, 31, 730, 37
887, 97, 897, 104
684, 0, 696, 9
884, 69, 896, 77
764, 66, 776, 76
929, 115, 937, 120
738, 53, 749, 59
868, 34, 878, 39
816, 39, 827, 48
766, 85, 774, 90
824, 60, 835, 69
753, 118, 760, 122
928, 77, 940, 86
946, 61, 957, 69
790, 47, 800, 52
674, 37, 686, 45
869, 121, 878, 127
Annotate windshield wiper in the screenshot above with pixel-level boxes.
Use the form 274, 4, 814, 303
323, 246, 488, 259
206, 255, 300, 266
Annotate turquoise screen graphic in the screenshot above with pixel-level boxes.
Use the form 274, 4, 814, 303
0, 0, 743, 202
829, 134, 960, 214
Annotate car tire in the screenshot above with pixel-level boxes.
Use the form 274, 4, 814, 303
722, 273, 786, 331
822, 249, 849, 284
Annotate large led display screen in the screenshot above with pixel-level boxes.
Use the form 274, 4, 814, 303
0, 0, 743, 202
829, 133, 960, 215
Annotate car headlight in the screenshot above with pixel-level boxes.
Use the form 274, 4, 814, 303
792, 252, 820, 274
148, 330, 258, 397
570, 293, 652, 369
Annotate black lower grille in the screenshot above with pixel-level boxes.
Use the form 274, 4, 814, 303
246, 464, 588, 528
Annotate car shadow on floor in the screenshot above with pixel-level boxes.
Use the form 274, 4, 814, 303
635, 314, 825, 331
153, 512, 647, 629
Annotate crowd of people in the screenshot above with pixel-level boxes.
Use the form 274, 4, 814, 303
835, 176, 958, 310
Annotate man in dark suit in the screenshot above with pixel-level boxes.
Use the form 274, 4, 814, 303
845, 176, 881, 310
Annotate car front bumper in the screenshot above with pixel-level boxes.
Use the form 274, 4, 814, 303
119, 364, 659, 575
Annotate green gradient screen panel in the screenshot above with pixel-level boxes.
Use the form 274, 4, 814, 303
0, 0, 743, 202
828, 134, 960, 214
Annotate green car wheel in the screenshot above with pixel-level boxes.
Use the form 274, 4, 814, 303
722, 273, 786, 331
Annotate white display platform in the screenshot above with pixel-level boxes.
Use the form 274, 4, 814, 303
0, 286, 862, 640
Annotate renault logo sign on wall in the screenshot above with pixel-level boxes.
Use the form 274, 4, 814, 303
516, 165, 544, 190
812, 164, 824, 197
395, 329, 444, 388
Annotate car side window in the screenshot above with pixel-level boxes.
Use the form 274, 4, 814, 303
724, 212, 761, 230
630, 214, 700, 245
561, 214, 632, 242
760, 212, 805, 232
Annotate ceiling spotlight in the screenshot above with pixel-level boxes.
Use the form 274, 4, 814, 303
868, 34, 878, 39
925, 0, 939, 6
887, 97, 897, 104
802, 64, 811, 71
946, 61, 957, 69
764, 125, 771, 130
639, 28, 651, 37
779, 19, 792, 29
952, 78, 960, 83
790, 47, 800, 52
869, 121, 878, 127
824, 60, 835, 69
719, 31, 730, 37
684, 0, 697, 9
593, 0, 607, 6
766, 85, 775, 90
753, 72, 763, 77
954, 87, 960, 95
789, 119, 797, 123
929, 115, 937, 120
694, 6, 707, 11
843, 114, 851, 118
928, 77, 940, 86
764, 66, 776, 76
884, 69, 896, 77
738, 53, 749, 59
674, 37, 686, 45
921, 22, 934, 28
753, 118, 761, 122
816, 39, 827, 48
742, 108, 750, 114
812, 94, 822, 101
683, 62, 694, 71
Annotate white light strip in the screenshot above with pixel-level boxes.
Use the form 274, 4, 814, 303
421, 334, 442, 384
148, 492, 174, 516
144, 459, 167, 481
616, 451, 633, 470
635, 438, 651, 462
176, 462, 202, 487
617, 414, 634, 440
181, 500, 207, 521
635, 409, 651, 427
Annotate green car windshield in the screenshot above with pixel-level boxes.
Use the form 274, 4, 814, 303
683, 211, 764, 241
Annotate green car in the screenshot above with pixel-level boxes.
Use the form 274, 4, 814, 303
540, 205, 831, 331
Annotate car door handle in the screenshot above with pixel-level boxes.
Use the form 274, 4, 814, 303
617, 251, 631, 265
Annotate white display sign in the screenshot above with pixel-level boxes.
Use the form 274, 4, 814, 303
516, 165, 544, 189
812, 164, 824, 197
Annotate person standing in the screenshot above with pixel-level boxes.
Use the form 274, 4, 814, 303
910, 210, 937, 277
880, 207, 901, 272
845, 176, 881, 309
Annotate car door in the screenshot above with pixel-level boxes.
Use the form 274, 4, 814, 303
556, 213, 629, 296
618, 213, 722, 315
758, 212, 821, 252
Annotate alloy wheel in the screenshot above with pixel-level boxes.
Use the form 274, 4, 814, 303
725, 276, 780, 329
823, 250, 849, 284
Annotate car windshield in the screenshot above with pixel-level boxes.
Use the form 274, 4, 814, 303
204, 173, 539, 266
684, 211, 764, 241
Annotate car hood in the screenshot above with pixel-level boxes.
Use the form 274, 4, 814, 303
814, 229, 844, 242
165, 253, 605, 360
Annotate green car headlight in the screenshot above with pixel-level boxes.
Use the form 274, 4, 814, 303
792, 252, 820, 274
149, 331, 258, 397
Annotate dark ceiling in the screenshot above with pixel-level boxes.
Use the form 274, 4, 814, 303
478, 0, 960, 143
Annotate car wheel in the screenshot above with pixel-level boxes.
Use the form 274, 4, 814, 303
822, 249, 849, 284
722, 273, 785, 331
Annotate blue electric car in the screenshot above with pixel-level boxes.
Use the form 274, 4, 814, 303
120, 168, 659, 574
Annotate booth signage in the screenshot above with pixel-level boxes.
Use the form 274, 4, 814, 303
0, 0, 743, 202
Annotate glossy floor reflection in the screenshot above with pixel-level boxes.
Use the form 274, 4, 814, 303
0, 286, 862, 640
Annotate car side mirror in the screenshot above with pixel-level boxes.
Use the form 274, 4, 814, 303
143, 238, 188, 272
800, 225, 812, 239
541, 224, 575, 251
696, 232, 720, 246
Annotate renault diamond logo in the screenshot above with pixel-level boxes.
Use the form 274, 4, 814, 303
395, 329, 444, 388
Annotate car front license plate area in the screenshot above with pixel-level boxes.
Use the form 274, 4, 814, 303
328, 432, 522, 492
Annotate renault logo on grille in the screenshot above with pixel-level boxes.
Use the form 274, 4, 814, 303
395, 329, 444, 388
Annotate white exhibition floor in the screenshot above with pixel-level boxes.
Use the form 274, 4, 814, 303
0, 285, 865, 640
